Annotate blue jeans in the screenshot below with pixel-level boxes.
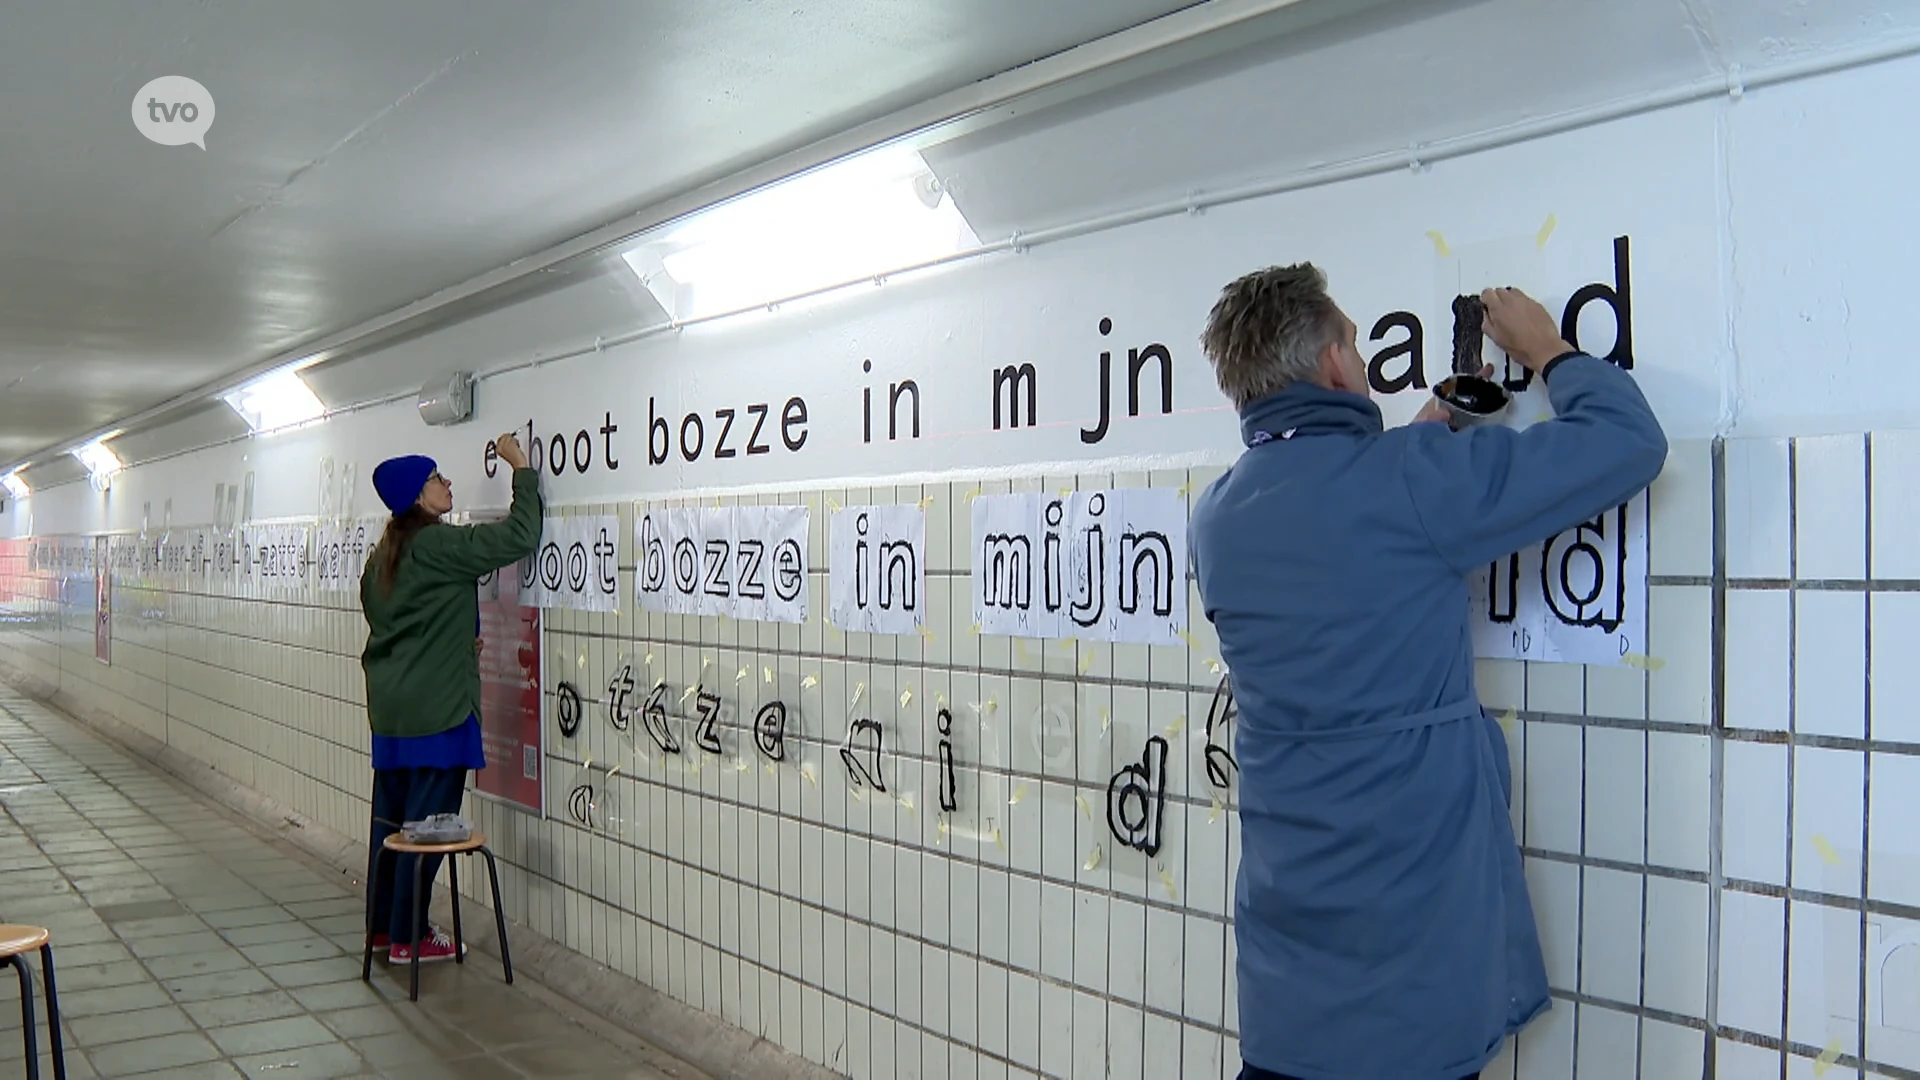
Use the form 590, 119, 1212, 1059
367, 767, 468, 945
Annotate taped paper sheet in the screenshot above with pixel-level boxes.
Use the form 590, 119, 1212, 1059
971, 489, 1187, 646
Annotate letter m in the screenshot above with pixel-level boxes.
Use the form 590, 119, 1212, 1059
992, 364, 1037, 430
980, 535, 1032, 610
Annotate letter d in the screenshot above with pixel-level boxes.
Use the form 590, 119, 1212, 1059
1561, 236, 1633, 370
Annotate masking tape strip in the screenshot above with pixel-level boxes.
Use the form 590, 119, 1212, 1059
1083, 846, 1103, 872
1536, 213, 1558, 250
1426, 230, 1452, 257
1621, 653, 1667, 672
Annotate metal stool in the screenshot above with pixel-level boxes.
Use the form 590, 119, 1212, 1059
0, 925, 66, 1080
361, 831, 512, 1002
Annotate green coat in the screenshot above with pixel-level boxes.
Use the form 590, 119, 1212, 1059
359, 468, 543, 740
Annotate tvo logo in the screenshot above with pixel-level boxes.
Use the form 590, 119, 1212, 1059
132, 76, 215, 149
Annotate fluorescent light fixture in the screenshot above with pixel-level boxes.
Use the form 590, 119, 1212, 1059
71, 439, 122, 491
621, 144, 978, 321
1, 472, 26, 499
223, 368, 326, 433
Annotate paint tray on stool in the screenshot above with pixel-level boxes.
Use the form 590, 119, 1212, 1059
401, 813, 472, 844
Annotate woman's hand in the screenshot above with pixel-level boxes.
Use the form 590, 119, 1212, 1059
495, 433, 529, 470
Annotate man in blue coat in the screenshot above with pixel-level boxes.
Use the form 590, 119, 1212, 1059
1189, 268, 1667, 1080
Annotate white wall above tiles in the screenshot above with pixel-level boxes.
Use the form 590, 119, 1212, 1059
3, 38, 1919, 1080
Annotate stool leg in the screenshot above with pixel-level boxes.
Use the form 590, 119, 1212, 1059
482, 846, 512, 985
409, 854, 425, 1002
361, 847, 387, 982
39, 946, 63, 1080
449, 855, 464, 966
11, 956, 38, 1080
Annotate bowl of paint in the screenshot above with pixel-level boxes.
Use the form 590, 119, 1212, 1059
1432, 374, 1511, 428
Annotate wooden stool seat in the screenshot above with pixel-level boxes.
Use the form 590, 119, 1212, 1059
0, 927, 50, 958
0, 924, 65, 1078
364, 830, 512, 1001
382, 831, 487, 856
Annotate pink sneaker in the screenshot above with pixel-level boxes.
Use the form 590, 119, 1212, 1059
388, 928, 465, 964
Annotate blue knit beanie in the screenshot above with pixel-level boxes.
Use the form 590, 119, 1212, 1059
371, 455, 437, 515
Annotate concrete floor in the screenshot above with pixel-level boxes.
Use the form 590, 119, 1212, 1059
0, 689, 710, 1080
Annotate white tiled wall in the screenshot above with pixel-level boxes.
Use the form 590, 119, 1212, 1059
2, 433, 1911, 1077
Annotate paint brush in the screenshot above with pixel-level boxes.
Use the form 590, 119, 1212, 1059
1431, 293, 1511, 428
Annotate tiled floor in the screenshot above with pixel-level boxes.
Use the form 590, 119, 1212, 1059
0, 690, 709, 1080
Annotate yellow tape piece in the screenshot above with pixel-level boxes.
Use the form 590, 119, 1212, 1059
736, 666, 749, 683
936, 818, 949, 844
1159, 865, 1179, 900
1166, 714, 1186, 737
606, 763, 621, 779
802, 763, 818, 787
765, 763, 777, 776
735, 758, 750, 773
1206, 658, 1224, 676
1078, 650, 1097, 676
1076, 794, 1093, 820
1009, 782, 1028, 806
970, 622, 983, 635
826, 498, 841, 512
1426, 230, 1451, 256
577, 652, 589, 670
801, 674, 819, 690
1814, 1039, 1842, 1076
1177, 629, 1198, 649
918, 495, 934, 510
1812, 834, 1842, 866
936, 692, 947, 708
917, 625, 935, 643
645, 651, 655, 666
1209, 795, 1224, 825
898, 793, 915, 815
764, 666, 774, 684
993, 828, 1006, 852
583, 754, 593, 770
1536, 213, 1558, 250
964, 487, 982, 503
851, 786, 864, 803
851, 681, 866, 707
1084, 846, 1103, 872
1100, 707, 1112, 734
1177, 480, 1194, 499
1498, 708, 1518, 736
680, 684, 698, 704
1621, 653, 1667, 672
900, 687, 914, 708
702, 655, 713, 670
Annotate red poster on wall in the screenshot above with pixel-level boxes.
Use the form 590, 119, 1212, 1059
476, 562, 543, 815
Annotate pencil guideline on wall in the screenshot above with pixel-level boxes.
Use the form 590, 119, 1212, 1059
636, 505, 809, 623
971, 488, 1188, 645
828, 504, 925, 634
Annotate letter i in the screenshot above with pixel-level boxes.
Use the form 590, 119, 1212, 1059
862, 360, 873, 444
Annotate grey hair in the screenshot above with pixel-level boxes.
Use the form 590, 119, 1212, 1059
1199, 263, 1345, 409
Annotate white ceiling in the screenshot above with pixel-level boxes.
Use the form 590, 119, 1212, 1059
7, 0, 1916, 480
0, 0, 1208, 466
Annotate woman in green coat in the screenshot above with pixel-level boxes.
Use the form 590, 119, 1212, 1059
359, 433, 541, 964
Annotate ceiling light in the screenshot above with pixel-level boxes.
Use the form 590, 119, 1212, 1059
223, 368, 326, 433
71, 440, 122, 491
621, 144, 978, 322
1, 472, 26, 500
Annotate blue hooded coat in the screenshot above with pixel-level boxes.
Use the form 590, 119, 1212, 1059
1189, 351, 1667, 1079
